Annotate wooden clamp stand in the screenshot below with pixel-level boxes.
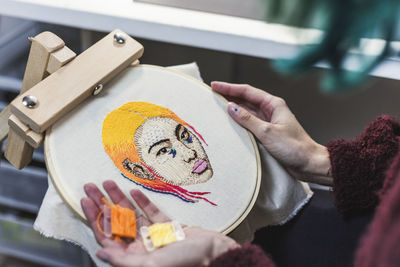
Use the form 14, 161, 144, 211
0, 29, 144, 169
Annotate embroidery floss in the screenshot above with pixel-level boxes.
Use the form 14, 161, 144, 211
140, 221, 185, 251
96, 198, 137, 239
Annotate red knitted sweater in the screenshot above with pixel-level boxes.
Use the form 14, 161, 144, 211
209, 115, 400, 267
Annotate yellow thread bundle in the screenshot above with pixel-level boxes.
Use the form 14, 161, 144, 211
148, 223, 177, 248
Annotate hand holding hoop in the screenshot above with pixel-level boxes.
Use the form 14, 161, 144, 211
211, 82, 332, 186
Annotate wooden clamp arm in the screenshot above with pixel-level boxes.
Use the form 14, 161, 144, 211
0, 32, 66, 141
0, 45, 76, 150
4, 115, 44, 169
8, 115, 43, 148
3, 45, 76, 149
1, 31, 68, 168
3, 29, 143, 169
11, 29, 143, 134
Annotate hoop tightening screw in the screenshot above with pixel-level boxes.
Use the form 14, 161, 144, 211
22, 95, 38, 108
93, 84, 103, 96
113, 32, 126, 44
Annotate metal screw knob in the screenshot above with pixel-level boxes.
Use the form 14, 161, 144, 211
93, 84, 103, 96
22, 95, 38, 108
113, 32, 126, 44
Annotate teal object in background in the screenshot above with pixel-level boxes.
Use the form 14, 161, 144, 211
265, 0, 400, 92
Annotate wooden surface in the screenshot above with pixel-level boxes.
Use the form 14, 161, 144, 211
11, 29, 144, 133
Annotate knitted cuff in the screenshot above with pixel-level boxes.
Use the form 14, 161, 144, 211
208, 242, 276, 267
327, 115, 400, 216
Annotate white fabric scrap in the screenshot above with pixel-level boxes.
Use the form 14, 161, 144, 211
34, 62, 313, 265
228, 143, 313, 243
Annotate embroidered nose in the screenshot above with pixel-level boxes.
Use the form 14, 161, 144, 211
184, 149, 197, 163
175, 142, 197, 162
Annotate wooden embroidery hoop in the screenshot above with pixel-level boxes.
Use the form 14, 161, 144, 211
0, 30, 261, 234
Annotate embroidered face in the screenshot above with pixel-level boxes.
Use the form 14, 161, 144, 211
102, 101, 215, 205
135, 117, 213, 186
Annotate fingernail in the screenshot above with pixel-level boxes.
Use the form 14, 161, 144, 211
228, 102, 239, 115
83, 184, 90, 194
97, 251, 110, 262
80, 198, 88, 206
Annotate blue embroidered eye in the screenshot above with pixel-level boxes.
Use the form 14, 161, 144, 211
180, 129, 192, 143
168, 147, 176, 158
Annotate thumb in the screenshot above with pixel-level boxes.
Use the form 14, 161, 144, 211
227, 102, 270, 140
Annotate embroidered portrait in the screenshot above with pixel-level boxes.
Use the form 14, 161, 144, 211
102, 102, 215, 205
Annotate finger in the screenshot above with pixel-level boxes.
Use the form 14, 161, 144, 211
136, 212, 151, 229
211, 81, 273, 107
228, 102, 272, 140
97, 248, 143, 267
238, 102, 260, 117
130, 189, 170, 223
103, 181, 152, 228
84, 183, 106, 209
81, 197, 106, 243
103, 180, 135, 209
96, 249, 119, 265
222, 95, 259, 113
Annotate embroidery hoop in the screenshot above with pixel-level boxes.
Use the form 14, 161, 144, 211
45, 64, 261, 234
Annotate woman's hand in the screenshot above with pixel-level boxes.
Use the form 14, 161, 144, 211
81, 180, 238, 267
211, 82, 332, 186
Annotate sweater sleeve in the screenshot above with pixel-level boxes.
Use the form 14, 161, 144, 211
208, 242, 276, 267
354, 153, 400, 267
327, 115, 400, 216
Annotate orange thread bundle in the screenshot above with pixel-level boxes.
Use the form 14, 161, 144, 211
96, 198, 137, 239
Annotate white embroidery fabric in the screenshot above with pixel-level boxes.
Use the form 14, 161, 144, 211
34, 62, 312, 266
46, 65, 258, 231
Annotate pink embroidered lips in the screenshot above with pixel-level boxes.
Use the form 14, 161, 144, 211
193, 159, 208, 174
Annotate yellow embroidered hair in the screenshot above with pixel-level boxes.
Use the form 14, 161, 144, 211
102, 101, 187, 172
102, 101, 215, 204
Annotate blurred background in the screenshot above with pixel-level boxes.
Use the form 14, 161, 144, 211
0, 0, 400, 266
